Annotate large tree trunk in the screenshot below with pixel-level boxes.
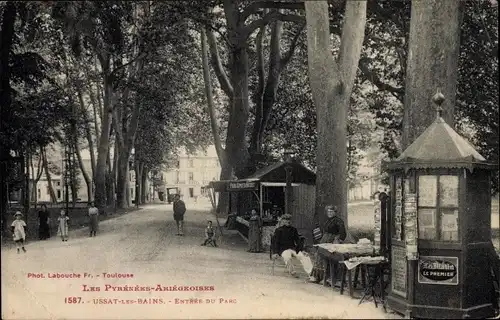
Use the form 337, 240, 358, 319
69, 146, 78, 207
305, 0, 367, 227
74, 136, 92, 203
41, 148, 57, 203
94, 74, 113, 210
30, 150, 43, 206
200, 28, 227, 167
216, 163, 233, 215
140, 164, 147, 204
76, 84, 96, 183
107, 141, 117, 207
402, 0, 461, 148
0, 1, 16, 232
226, 46, 251, 178
116, 151, 130, 209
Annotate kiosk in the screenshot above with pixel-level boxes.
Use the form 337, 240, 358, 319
385, 92, 498, 319
209, 161, 316, 248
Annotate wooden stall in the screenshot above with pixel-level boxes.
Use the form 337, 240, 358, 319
209, 161, 316, 249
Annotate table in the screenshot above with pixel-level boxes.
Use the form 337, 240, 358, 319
316, 244, 376, 293
344, 257, 389, 310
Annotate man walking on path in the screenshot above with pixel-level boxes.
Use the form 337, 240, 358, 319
173, 194, 186, 236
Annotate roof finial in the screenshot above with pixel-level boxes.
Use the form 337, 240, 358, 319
432, 88, 445, 119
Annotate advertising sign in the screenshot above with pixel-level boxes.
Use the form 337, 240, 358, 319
228, 181, 258, 191
404, 193, 418, 260
391, 246, 408, 297
418, 256, 459, 285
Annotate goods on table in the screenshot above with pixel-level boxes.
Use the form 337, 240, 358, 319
348, 256, 386, 263
315, 243, 375, 256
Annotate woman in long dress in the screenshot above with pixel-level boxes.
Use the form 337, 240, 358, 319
38, 204, 51, 240
248, 210, 263, 252
309, 205, 346, 283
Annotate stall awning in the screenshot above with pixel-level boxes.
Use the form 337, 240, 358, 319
207, 161, 316, 192
243, 161, 316, 185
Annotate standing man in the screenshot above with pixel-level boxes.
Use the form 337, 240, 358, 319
173, 194, 186, 236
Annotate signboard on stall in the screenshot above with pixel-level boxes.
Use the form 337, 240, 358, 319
228, 181, 258, 191
418, 256, 459, 285
391, 246, 408, 297
404, 193, 418, 260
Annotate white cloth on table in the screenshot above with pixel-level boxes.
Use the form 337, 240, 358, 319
314, 243, 375, 255
343, 256, 387, 270
281, 249, 313, 275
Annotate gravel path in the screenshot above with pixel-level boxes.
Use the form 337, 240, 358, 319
2, 203, 400, 319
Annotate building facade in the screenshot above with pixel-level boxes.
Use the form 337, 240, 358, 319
162, 146, 221, 200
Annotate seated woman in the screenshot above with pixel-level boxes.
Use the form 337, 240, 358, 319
309, 205, 347, 283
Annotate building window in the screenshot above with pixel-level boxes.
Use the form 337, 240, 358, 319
188, 172, 194, 182
189, 188, 194, 198
417, 175, 459, 241
56, 181, 61, 186
188, 159, 194, 168
46, 186, 49, 195
38, 189, 41, 199
57, 190, 61, 199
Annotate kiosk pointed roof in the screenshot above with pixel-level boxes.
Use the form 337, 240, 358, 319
387, 90, 496, 171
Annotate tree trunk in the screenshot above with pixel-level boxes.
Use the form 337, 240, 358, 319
107, 141, 117, 207
69, 145, 78, 207
30, 150, 43, 207
41, 148, 57, 203
94, 75, 114, 210
402, 0, 461, 149
116, 151, 130, 209
200, 28, 227, 167
216, 162, 233, 215
226, 46, 251, 178
76, 85, 96, 183
74, 135, 92, 203
141, 165, 147, 204
23, 150, 30, 212
305, 0, 367, 227
135, 161, 141, 206
0, 2, 17, 231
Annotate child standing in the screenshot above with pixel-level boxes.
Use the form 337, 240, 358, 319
57, 210, 69, 241
201, 220, 217, 247
11, 211, 27, 253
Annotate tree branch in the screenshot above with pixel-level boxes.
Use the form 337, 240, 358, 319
206, 28, 234, 97
279, 22, 305, 69
242, 0, 305, 21
201, 29, 226, 167
242, 11, 305, 39
358, 57, 404, 96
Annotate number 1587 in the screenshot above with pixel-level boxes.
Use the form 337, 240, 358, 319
65, 297, 82, 304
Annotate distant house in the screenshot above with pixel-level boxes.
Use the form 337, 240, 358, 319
161, 146, 221, 201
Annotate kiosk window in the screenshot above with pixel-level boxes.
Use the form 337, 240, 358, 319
417, 175, 459, 241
